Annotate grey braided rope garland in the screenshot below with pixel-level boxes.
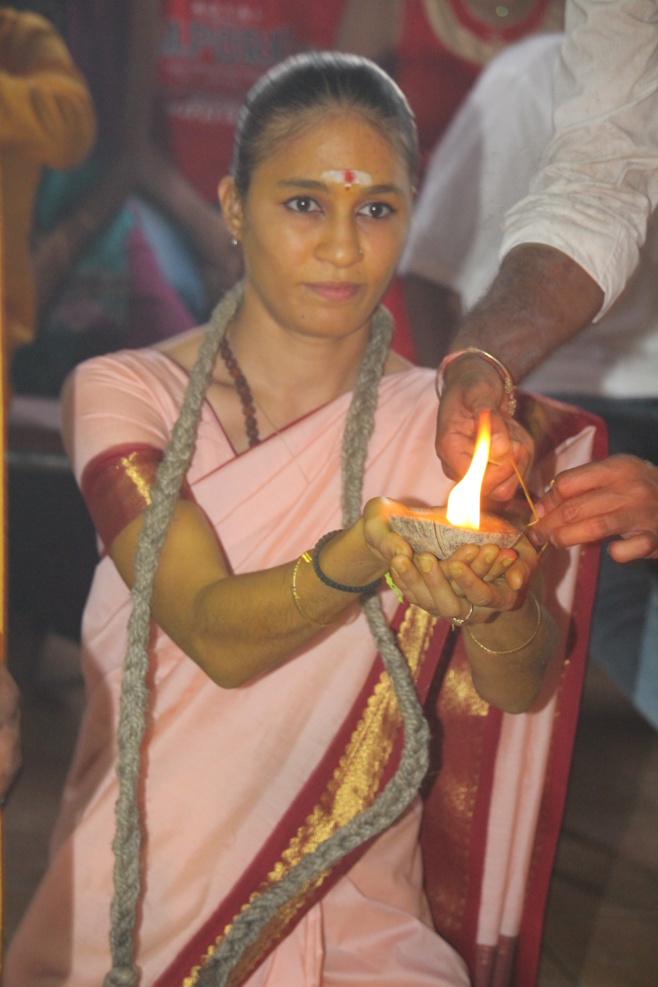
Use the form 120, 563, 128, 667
104, 282, 430, 987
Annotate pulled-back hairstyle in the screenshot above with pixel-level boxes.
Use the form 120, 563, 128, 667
231, 51, 419, 197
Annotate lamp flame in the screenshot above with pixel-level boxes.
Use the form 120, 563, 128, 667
446, 411, 491, 530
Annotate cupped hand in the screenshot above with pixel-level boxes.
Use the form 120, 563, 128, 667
530, 455, 658, 562
362, 497, 416, 569
435, 357, 533, 500
386, 521, 537, 623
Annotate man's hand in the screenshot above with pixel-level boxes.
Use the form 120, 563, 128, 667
434, 245, 604, 501
435, 353, 534, 500
530, 455, 658, 562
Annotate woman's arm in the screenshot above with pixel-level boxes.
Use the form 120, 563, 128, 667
110, 502, 397, 689
110, 493, 553, 702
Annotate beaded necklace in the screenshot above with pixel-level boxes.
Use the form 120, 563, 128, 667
218, 334, 260, 447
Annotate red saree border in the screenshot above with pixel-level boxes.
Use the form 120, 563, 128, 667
421, 640, 503, 974
155, 602, 451, 986
423, 396, 608, 986
513, 406, 608, 987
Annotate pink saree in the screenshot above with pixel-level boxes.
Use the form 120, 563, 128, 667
6, 351, 604, 987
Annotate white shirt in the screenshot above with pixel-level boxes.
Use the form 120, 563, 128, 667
502, 0, 658, 318
400, 31, 658, 397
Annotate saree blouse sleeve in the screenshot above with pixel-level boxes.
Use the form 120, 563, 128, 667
80, 444, 192, 550
61, 350, 193, 550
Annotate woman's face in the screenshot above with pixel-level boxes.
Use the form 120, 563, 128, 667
220, 110, 414, 343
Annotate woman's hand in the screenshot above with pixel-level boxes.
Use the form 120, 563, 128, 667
363, 499, 552, 713
362, 497, 537, 622
389, 537, 536, 624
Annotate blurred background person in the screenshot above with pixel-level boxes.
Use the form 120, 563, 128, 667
0, 2, 94, 367
13, 0, 350, 397
0, 0, 94, 804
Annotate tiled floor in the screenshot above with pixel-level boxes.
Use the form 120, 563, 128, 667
3, 632, 657, 984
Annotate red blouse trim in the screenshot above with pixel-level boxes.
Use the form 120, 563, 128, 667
80, 443, 191, 550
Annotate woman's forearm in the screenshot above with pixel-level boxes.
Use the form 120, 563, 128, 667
463, 595, 558, 713
113, 508, 390, 689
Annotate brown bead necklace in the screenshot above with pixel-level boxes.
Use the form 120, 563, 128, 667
218, 334, 260, 447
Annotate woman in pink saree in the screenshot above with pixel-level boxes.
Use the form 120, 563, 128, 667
6, 54, 555, 986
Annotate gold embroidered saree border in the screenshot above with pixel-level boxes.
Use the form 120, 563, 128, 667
179, 604, 437, 986
422, 641, 491, 941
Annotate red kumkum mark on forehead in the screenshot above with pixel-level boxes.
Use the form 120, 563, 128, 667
321, 169, 373, 190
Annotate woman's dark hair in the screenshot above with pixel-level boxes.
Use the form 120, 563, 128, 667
231, 51, 419, 196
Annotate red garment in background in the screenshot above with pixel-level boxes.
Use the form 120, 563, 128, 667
156, 0, 347, 202
389, 0, 557, 355
395, 0, 555, 173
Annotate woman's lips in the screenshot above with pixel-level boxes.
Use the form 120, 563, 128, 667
304, 281, 362, 302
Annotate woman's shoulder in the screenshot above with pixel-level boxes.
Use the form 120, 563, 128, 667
382, 359, 435, 392
384, 349, 414, 375
154, 324, 208, 374
66, 341, 195, 393
61, 344, 198, 480
61, 346, 195, 455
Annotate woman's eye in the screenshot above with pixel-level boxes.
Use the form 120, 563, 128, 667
358, 202, 395, 219
285, 196, 321, 214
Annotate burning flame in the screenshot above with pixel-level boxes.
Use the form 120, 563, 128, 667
446, 411, 491, 530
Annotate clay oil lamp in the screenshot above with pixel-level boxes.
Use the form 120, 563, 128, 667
389, 411, 522, 558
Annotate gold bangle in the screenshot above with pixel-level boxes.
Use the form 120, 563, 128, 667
291, 552, 334, 627
436, 347, 517, 417
464, 595, 542, 654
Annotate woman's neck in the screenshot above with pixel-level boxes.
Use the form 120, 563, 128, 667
225, 300, 373, 428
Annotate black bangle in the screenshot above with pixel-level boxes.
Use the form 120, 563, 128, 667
312, 530, 382, 595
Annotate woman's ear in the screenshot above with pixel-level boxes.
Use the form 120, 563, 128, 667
218, 176, 245, 243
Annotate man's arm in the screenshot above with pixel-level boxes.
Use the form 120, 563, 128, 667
436, 244, 603, 499
435, 0, 658, 496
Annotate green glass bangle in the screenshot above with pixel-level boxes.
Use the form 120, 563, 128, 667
313, 530, 382, 595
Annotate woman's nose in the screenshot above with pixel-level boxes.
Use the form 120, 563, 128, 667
315, 215, 362, 267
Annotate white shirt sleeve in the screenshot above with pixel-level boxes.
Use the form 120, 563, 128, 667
399, 34, 559, 311
501, 0, 658, 318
